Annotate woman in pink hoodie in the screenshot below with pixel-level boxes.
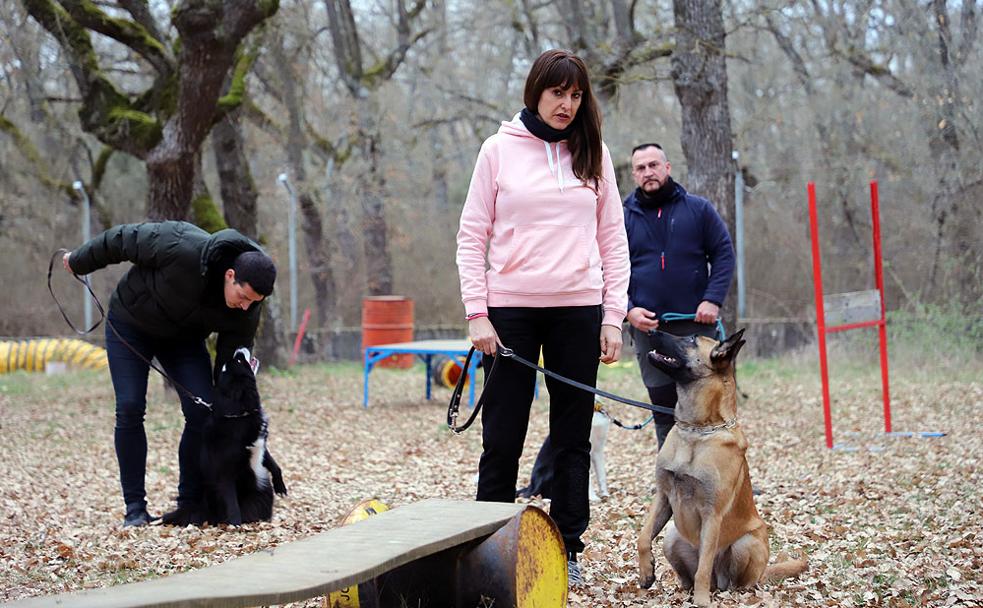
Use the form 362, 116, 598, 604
456, 49, 630, 584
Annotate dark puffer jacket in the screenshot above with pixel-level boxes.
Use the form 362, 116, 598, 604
69, 221, 265, 375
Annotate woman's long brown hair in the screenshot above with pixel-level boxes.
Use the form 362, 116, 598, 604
523, 49, 603, 185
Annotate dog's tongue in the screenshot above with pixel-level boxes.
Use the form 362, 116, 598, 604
249, 356, 260, 375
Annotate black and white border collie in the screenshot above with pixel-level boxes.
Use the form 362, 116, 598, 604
164, 347, 287, 526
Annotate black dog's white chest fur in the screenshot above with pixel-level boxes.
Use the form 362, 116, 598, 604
247, 417, 271, 490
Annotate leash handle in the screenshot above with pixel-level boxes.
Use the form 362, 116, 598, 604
447, 346, 499, 434
48, 249, 105, 335
658, 312, 727, 341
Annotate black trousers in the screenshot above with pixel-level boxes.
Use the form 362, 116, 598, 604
105, 314, 212, 510
477, 305, 601, 554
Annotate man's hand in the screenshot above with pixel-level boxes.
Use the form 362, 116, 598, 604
695, 301, 719, 324
468, 316, 501, 355
599, 324, 623, 364
62, 251, 73, 273
627, 307, 659, 332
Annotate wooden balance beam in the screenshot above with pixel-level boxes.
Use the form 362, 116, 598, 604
5, 499, 567, 608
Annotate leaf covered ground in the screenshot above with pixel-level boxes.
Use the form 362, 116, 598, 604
1, 350, 980, 607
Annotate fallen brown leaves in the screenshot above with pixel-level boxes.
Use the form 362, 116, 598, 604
0, 357, 980, 607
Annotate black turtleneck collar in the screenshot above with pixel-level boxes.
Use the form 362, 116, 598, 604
635, 177, 677, 209
520, 107, 574, 143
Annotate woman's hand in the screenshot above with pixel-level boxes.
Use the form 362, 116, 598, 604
468, 316, 501, 355
599, 324, 623, 364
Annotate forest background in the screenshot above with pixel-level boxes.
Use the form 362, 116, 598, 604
1, 0, 981, 366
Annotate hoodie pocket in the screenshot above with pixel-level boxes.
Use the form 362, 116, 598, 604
499, 224, 591, 290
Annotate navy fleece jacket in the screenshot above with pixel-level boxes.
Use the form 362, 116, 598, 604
623, 181, 735, 317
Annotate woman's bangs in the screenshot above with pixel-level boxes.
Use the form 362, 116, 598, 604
544, 59, 587, 92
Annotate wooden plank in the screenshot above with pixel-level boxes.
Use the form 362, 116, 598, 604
823, 289, 881, 326
5, 500, 526, 608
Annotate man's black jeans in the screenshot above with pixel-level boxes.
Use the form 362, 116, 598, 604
477, 305, 601, 555
105, 314, 212, 510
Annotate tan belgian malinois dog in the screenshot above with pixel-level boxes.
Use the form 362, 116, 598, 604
637, 329, 807, 606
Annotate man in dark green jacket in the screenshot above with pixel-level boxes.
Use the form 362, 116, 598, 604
65, 221, 276, 527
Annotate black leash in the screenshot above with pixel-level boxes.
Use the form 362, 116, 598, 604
447, 346, 497, 433
598, 406, 654, 431
447, 345, 677, 434
48, 249, 216, 412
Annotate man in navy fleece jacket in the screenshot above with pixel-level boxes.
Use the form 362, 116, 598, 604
623, 143, 735, 448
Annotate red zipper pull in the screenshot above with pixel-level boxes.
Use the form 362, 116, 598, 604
661, 252, 665, 270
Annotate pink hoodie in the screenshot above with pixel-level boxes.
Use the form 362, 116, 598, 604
456, 116, 630, 327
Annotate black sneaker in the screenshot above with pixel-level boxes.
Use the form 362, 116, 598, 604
123, 502, 154, 527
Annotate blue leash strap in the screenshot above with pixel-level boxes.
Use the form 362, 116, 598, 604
658, 312, 727, 341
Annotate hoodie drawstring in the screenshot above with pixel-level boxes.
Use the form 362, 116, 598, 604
543, 141, 565, 192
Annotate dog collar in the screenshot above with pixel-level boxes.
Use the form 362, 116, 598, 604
674, 418, 737, 435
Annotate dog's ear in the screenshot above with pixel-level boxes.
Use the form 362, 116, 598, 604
710, 328, 746, 364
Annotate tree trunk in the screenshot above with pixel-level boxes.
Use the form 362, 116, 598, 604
213, 110, 258, 237
272, 37, 338, 331
672, 0, 737, 328
360, 122, 394, 296
213, 107, 289, 368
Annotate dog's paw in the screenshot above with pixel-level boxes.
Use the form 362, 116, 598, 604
161, 505, 204, 527
274, 482, 288, 496
692, 590, 711, 607
638, 557, 656, 589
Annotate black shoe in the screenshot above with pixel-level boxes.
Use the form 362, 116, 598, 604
123, 502, 154, 527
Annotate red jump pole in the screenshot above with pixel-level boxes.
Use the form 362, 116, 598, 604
808, 182, 835, 449
290, 307, 312, 366
870, 181, 892, 433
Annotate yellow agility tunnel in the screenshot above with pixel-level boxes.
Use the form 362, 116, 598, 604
0, 338, 108, 374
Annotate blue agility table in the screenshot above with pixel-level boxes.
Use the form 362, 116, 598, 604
363, 339, 480, 408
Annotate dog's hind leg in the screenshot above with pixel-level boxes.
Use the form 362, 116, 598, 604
590, 448, 608, 500
718, 527, 768, 590
263, 450, 287, 496
637, 489, 672, 589
663, 522, 698, 591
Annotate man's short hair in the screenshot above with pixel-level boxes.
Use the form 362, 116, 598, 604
233, 251, 276, 296
631, 142, 664, 156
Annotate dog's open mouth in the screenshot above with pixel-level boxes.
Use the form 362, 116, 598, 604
647, 349, 681, 369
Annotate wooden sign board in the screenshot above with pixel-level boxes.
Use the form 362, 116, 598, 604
823, 289, 882, 326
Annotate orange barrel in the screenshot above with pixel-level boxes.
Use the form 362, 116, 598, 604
361, 296, 414, 368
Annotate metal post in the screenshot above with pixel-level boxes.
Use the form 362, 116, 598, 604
72, 181, 93, 330
277, 173, 298, 332
733, 152, 746, 320
869, 181, 892, 433
808, 182, 834, 449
